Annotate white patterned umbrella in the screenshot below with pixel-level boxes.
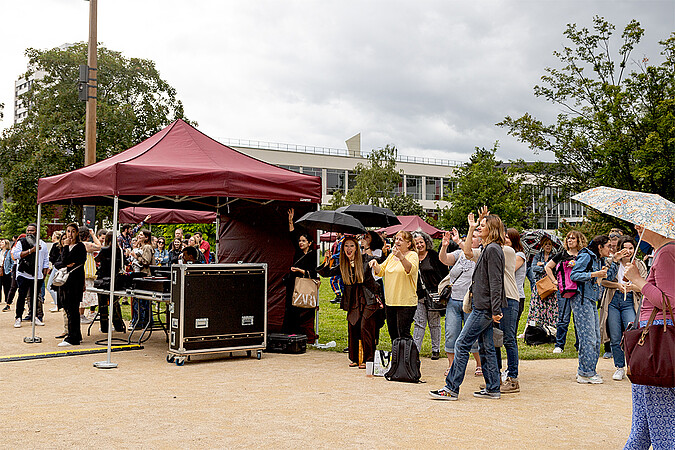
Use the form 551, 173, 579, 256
572, 186, 675, 239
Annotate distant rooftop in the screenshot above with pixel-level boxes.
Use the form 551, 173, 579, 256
219, 137, 463, 167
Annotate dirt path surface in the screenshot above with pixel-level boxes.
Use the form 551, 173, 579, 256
0, 306, 632, 449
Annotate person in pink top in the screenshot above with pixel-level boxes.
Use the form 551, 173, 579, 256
623, 224, 675, 449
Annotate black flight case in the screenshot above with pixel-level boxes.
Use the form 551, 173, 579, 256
167, 263, 267, 365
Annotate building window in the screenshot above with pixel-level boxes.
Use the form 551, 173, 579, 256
442, 178, 456, 197
278, 165, 301, 173
406, 176, 421, 200
302, 167, 322, 179
425, 177, 441, 200
347, 170, 357, 191
326, 169, 345, 194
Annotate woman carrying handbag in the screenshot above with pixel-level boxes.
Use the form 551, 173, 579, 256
282, 208, 319, 343
623, 225, 675, 450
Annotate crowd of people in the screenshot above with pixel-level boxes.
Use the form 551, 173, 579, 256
1, 216, 214, 346
280, 206, 673, 448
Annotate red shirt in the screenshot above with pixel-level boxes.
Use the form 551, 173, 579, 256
200, 240, 211, 263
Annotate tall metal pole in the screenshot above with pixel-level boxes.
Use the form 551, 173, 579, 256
24, 204, 43, 344
95, 196, 119, 369
84, 0, 97, 167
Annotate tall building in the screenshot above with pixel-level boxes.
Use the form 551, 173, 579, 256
227, 136, 586, 230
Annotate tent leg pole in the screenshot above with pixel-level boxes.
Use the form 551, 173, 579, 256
215, 214, 220, 263
24, 204, 42, 344
95, 196, 118, 369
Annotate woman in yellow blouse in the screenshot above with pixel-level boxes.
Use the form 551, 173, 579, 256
369, 230, 419, 341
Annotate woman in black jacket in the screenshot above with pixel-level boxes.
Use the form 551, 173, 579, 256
281, 209, 319, 343
56, 223, 87, 347
168, 238, 183, 267
318, 235, 382, 368
95, 231, 126, 333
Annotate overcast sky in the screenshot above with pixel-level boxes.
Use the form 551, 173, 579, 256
0, 1, 672, 164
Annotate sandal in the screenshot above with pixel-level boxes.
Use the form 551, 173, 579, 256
348, 362, 359, 367
358, 364, 366, 369
474, 367, 483, 377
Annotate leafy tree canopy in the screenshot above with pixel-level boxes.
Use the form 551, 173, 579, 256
0, 43, 190, 236
499, 17, 675, 203
384, 194, 425, 217
327, 145, 402, 209
437, 143, 531, 234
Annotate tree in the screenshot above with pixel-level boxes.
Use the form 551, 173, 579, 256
499, 17, 675, 203
0, 43, 190, 235
328, 145, 402, 209
384, 194, 425, 217
437, 143, 531, 233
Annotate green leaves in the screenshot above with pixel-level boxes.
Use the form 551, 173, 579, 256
0, 43, 189, 231
498, 17, 675, 212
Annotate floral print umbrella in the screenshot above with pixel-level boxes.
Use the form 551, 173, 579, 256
520, 229, 563, 257
572, 186, 675, 239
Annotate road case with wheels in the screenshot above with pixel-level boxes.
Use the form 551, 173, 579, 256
167, 263, 267, 365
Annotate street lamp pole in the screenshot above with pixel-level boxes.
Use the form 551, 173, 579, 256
85, 0, 97, 167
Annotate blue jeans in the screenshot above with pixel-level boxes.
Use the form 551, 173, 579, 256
570, 294, 601, 377
444, 299, 478, 353
607, 291, 636, 368
46, 271, 58, 307
556, 292, 578, 349
445, 309, 500, 394
499, 298, 519, 379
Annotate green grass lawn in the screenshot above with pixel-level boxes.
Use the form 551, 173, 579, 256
316, 277, 579, 361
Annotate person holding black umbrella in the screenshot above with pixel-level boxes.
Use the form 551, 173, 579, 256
282, 209, 319, 343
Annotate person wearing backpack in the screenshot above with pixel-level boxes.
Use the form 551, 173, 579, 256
600, 236, 647, 381
430, 208, 506, 400
569, 235, 610, 384
545, 230, 586, 354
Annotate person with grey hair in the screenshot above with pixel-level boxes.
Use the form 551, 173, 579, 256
412, 230, 448, 359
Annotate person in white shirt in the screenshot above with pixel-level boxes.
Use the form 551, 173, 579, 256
11, 223, 49, 328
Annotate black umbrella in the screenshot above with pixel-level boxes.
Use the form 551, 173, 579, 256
295, 210, 366, 235
335, 204, 401, 227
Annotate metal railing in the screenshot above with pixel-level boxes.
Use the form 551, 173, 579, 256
219, 137, 463, 167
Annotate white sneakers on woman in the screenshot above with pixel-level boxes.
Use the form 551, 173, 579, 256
613, 367, 625, 381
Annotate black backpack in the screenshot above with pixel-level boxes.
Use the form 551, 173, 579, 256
524, 325, 555, 346
385, 337, 421, 383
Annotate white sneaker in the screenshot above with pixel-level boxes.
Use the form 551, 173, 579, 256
57, 340, 73, 347
80, 315, 93, 324
552, 347, 563, 354
13, 318, 21, 328
576, 374, 603, 384
34, 318, 45, 326
49, 307, 58, 313
613, 367, 625, 381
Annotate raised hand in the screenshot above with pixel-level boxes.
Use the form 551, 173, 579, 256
467, 212, 479, 229
441, 231, 451, 247
450, 227, 460, 243
478, 205, 489, 222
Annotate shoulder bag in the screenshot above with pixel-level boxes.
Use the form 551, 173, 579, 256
51, 263, 84, 287
292, 272, 320, 309
419, 272, 447, 313
622, 292, 675, 387
535, 275, 556, 299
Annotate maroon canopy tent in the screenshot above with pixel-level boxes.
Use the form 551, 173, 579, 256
119, 207, 217, 224
376, 215, 444, 239
36, 120, 322, 360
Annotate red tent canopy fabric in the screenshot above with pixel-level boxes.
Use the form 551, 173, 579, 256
376, 215, 444, 239
119, 207, 217, 224
37, 119, 321, 207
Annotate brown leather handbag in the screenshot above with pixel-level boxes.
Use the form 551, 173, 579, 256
622, 293, 675, 387
535, 276, 556, 299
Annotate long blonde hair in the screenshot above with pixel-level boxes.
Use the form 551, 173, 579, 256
482, 215, 506, 246
339, 236, 364, 284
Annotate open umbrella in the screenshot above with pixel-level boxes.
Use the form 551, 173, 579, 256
335, 204, 400, 227
572, 186, 675, 239
295, 210, 366, 235
521, 230, 563, 257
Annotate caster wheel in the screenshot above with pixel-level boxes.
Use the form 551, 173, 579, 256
247, 350, 252, 357
256, 350, 262, 360
175, 358, 185, 366
166, 355, 175, 363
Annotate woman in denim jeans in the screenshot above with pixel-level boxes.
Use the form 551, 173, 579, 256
430, 208, 506, 401
623, 225, 675, 450
600, 236, 646, 381
569, 235, 610, 384
438, 228, 481, 377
